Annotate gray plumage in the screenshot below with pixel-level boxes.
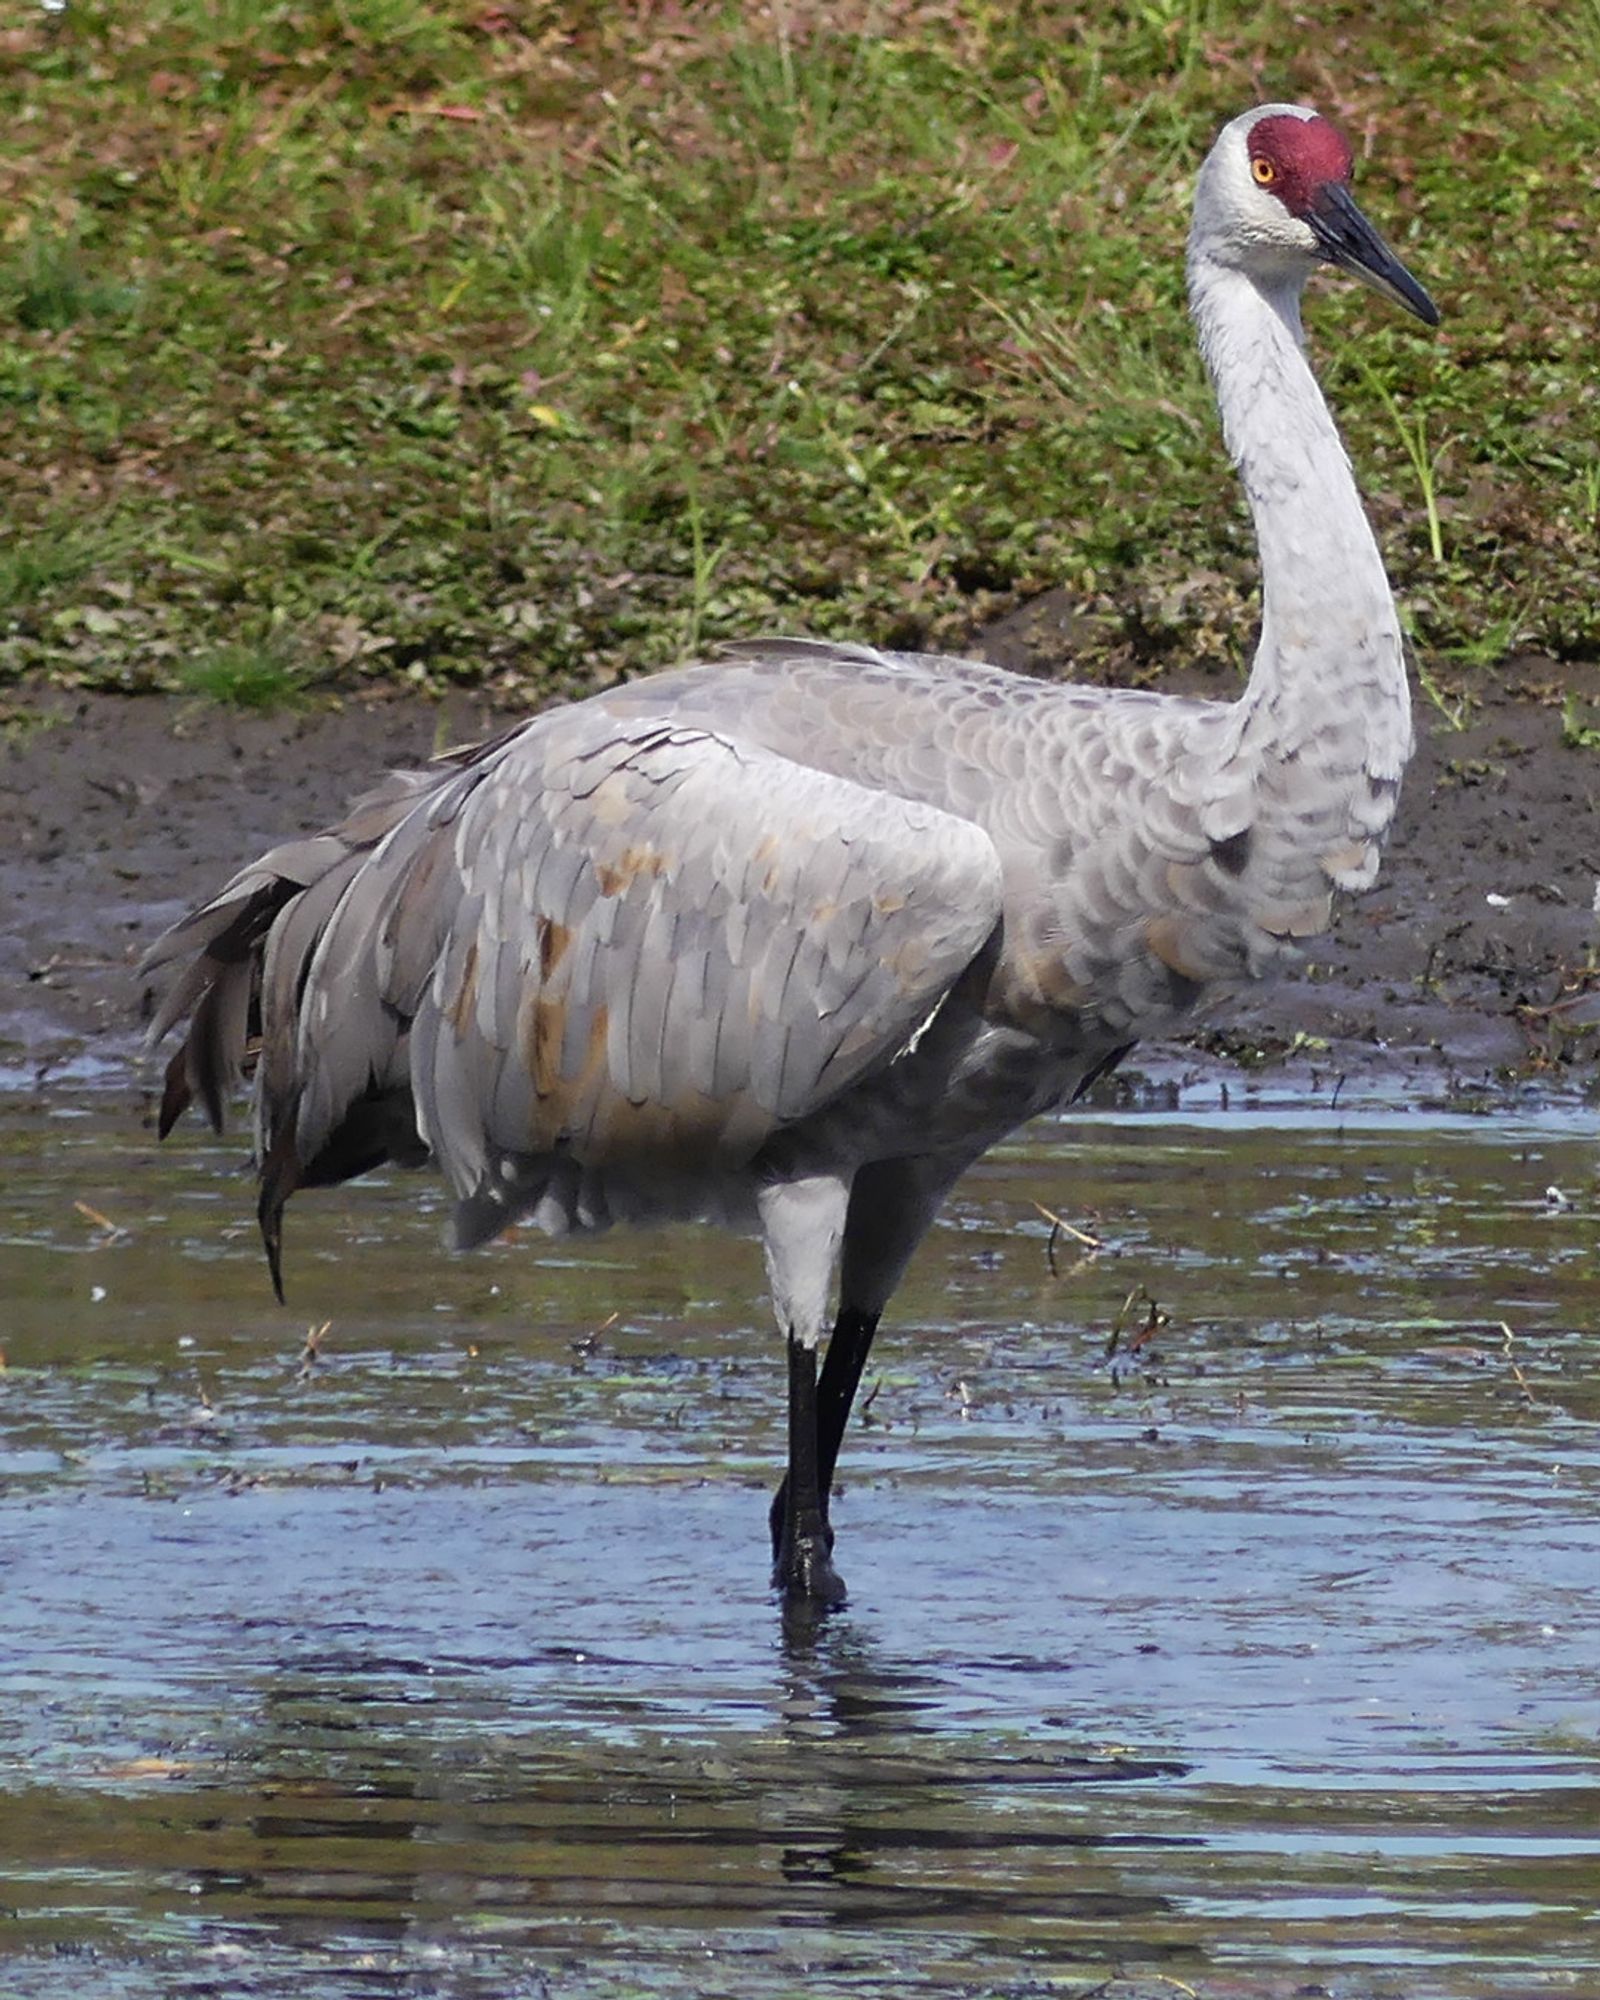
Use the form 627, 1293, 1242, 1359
140, 104, 1438, 1601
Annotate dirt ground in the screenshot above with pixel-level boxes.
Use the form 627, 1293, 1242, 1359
5, 634, 1600, 1111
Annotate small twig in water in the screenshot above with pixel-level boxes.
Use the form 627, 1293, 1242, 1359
187, 1368, 220, 1429
1031, 1198, 1102, 1277
296, 1320, 331, 1383
1499, 1320, 1538, 1408
570, 1310, 620, 1360
74, 1198, 129, 1242
1106, 1286, 1168, 1360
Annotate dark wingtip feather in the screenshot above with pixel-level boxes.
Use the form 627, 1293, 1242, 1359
158, 1043, 196, 1140
189, 969, 244, 1135
257, 1122, 303, 1306
258, 1180, 288, 1305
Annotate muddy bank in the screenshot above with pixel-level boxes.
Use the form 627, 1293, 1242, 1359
3, 650, 1599, 1106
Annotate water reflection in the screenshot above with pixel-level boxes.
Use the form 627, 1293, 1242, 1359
1, 1094, 1598, 1996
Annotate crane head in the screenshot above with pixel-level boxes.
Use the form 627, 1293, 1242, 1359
1195, 103, 1438, 327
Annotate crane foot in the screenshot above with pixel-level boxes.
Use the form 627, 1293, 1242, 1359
768, 1476, 836, 1561
773, 1527, 847, 1608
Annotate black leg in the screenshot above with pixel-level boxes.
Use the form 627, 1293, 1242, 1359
773, 1332, 848, 1606
769, 1305, 881, 1562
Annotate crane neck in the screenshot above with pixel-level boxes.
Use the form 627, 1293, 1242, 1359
1186, 252, 1410, 778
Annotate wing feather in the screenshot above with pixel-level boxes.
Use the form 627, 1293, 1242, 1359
401, 709, 1002, 1232
145, 692, 1005, 1267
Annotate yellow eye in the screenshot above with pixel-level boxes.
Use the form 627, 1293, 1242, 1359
1251, 157, 1277, 186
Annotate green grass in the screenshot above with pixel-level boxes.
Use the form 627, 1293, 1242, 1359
0, 1, 1596, 703
7, 223, 142, 333
0, 513, 133, 609
175, 638, 313, 709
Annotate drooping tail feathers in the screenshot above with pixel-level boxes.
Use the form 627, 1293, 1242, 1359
138, 745, 499, 1298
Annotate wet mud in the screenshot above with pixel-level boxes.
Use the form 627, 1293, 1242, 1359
4, 655, 1600, 1102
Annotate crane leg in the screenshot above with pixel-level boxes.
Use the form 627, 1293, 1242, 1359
776, 1330, 847, 1606
768, 1305, 880, 1563
759, 1175, 851, 1606
766, 1155, 957, 1575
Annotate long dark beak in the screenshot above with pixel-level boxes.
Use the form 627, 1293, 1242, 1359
1310, 183, 1439, 327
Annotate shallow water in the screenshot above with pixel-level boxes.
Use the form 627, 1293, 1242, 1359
1, 1084, 1597, 1999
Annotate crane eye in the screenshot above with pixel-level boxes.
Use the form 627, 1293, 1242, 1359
1251, 157, 1278, 186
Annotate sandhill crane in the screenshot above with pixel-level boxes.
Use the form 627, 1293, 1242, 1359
142, 104, 1438, 1607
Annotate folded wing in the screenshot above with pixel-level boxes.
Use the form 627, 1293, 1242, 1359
142, 706, 1005, 1283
